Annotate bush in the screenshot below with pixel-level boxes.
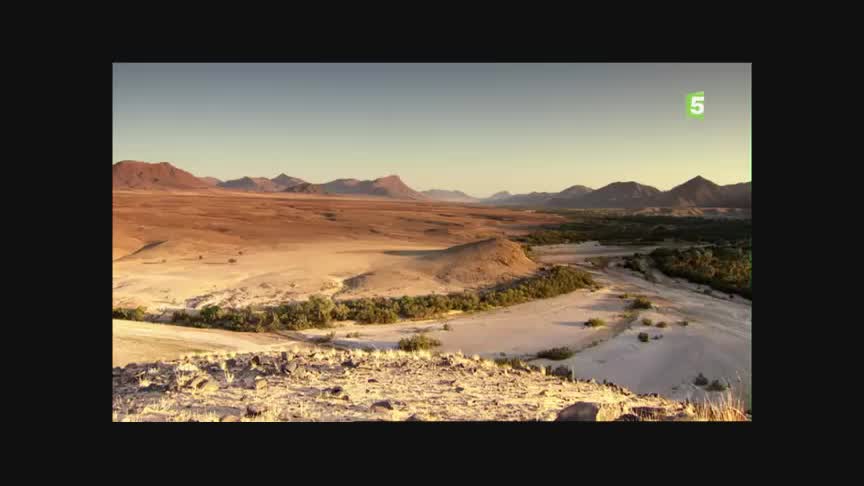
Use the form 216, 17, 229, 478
706, 379, 728, 392
228, 258, 237, 264
495, 357, 527, 368
585, 318, 606, 327
693, 373, 709, 386
642, 318, 653, 326
656, 321, 668, 328
397, 334, 442, 351
200, 305, 222, 323
332, 303, 351, 321
536, 347, 574, 360
345, 331, 361, 338
112, 306, 147, 321
630, 296, 652, 309
679, 320, 689, 326
313, 332, 335, 343
443, 323, 452, 331
638, 332, 649, 342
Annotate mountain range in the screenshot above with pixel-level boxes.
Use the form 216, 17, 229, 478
113, 161, 750, 208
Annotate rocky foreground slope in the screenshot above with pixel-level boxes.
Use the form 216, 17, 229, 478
112, 346, 746, 422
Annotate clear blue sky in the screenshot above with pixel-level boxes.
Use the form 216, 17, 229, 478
113, 63, 751, 197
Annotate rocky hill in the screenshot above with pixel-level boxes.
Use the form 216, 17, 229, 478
112, 347, 744, 422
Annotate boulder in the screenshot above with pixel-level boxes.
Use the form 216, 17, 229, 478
371, 400, 394, 413
246, 404, 267, 417
555, 402, 626, 421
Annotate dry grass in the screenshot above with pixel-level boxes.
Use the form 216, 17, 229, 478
690, 391, 750, 421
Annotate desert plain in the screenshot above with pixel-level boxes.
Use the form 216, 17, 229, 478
113, 188, 751, 420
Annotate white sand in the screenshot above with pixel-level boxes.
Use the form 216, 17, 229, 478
299, 242, 751, 403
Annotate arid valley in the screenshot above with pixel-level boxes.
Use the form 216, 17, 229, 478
113, 162, 751, 422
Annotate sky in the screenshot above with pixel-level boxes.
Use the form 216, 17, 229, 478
113, 63, 751, 197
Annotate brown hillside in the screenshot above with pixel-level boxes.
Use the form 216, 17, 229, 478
113, 161, 211, 190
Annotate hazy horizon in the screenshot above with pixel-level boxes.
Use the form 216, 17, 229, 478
113, 63, 751, 197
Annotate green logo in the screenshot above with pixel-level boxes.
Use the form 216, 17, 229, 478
687, 91, 705, 119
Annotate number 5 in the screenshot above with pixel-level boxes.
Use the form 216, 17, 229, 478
690, 96, 705, 115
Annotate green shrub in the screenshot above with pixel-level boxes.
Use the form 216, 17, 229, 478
693, 373, 709, 386
706, 379, 727, 392
495, 357, 527, 368
397, 334, 442, 351
332, 303, 351, 321
642, 318, 653, 326
638, 332, 649, 342
656, 321, 668, 328
630, 296, 652, 309
536, 347, 574, 360
200, 305, 222, 323
585, 318, 606, 327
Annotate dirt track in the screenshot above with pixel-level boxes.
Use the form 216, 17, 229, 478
112, 319, 303, 367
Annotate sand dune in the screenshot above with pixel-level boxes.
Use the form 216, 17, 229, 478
113, 191, 560, 311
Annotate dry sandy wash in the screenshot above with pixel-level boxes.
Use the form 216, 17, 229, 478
112, 346, 747, 422
113, 190, 561, 312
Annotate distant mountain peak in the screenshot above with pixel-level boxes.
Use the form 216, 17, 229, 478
113, 160, 210, 190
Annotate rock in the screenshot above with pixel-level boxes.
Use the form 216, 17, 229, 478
254, 377, 268, 391
246, 404, 267, 417
329, 386, 344, 395
188, 374, 208, 389
368, 378, 379, 383
341, 360, 359, 369
281, 352, 288, 362
552, 366, 571, 377
198, 379, 220, 393
371, 400, 394, 413
285, 361, 299, 374
226, 359, 237, 368
251, 355, 261, 367
406, 414, 425, 421
614, 413, 642, 422
455, 387, 465, 393
555, 402, 626, 421
220, 415, 242, 422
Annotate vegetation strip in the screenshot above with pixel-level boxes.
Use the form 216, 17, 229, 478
113, 265, 597, 332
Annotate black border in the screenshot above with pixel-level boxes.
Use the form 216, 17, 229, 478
87, 53, 770, 456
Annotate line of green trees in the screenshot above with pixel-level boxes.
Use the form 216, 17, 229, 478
648, 245, 752, 299
116, 265, 597, 332
519, 215, 751, 246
